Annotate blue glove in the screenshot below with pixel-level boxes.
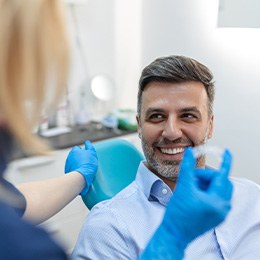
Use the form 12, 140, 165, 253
140, 148, 233, 260
65, 140, 98, 196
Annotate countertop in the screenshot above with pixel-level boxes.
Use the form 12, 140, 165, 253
12, 121, 137, 160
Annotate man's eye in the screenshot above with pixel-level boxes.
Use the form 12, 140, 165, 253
182, 113, 197, 120
148, 114, 165, 121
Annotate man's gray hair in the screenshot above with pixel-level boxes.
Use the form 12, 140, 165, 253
137, 55, 215, 117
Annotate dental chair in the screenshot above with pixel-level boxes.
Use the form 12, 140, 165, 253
82, 138, 144, 209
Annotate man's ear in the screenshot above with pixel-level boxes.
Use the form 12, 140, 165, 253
136, 115, 141, 138
207, 114, 214, 139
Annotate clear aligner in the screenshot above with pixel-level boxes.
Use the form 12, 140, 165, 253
192, 144, 225, 161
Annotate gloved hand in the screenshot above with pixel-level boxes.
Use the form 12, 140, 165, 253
65, 140, 98, 196
140, 147, 233, 260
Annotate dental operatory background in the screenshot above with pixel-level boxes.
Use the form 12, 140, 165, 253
5, 0, 260, 254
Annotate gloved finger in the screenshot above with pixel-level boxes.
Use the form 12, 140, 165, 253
220, 149, 232, 177
71, 146, 82, 151
218, 150, 233, 199
195, 168, 218, 181
64, 160, 72, 173
194, 150, 231, 183
213, 149, 232, 188
195, 169, 218, 191
208, 176, 233, 200
224, 179, 233, 200
178, 148, 196, 185
85, 140, 96, 153
208, 150, 233, 197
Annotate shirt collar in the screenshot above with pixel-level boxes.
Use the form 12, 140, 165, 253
135, 161, 172, 206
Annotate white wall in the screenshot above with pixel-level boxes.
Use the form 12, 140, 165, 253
66, 0, 142, 119
65, 0, 117, 121
114, 0, 142, 110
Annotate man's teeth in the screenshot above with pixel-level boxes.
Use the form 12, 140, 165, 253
160, 147, 184, 155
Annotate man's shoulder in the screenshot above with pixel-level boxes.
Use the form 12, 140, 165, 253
229, 177, 260, 215
231, 176, 260, 194
73, 181, 146, 259
87, 180, 144, 219
75, 180, 150, 255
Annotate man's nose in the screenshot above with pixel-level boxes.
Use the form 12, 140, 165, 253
162, 117, 182, 141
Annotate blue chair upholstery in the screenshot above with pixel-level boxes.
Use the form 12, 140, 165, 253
82, 138, 144, 209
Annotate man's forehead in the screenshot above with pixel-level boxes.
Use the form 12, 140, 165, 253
142, 81, 208, 103
142, 80, 206, 93
139, 81, 210, 117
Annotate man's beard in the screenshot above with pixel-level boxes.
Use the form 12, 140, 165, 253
140, 134, 207, 182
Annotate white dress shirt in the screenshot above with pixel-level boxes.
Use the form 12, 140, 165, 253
72, 162, 260, 260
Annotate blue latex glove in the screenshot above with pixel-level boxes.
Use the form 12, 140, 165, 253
140, 148, 233, 260
65, 140, 98, 196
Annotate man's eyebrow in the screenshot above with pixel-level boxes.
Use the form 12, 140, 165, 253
143, 106, 202, 117
180, 107, 201, 113
145, 108, 165, 115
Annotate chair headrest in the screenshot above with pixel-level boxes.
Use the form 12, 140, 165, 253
82, 138, 144, 209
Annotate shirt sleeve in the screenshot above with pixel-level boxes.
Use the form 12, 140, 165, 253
72, 205, 136, 260
0, 177, 26, 217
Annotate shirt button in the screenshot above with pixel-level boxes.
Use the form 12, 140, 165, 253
162, 188, 168, 195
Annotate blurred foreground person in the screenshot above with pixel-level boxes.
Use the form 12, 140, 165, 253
0, 1, 97, 259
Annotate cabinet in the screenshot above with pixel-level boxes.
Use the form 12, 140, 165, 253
5, 133, 140, 255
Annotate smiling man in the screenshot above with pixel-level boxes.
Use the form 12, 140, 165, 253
136, 56, 215, 189
137, 80, 213, 190
72, 56, 260, 259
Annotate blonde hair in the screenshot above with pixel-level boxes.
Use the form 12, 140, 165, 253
0, 0, 70, 154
